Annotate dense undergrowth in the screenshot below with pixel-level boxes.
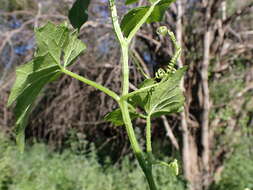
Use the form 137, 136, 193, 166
1, 132, 253, 190
211, 130, 253, 190
0, 133, 186, 190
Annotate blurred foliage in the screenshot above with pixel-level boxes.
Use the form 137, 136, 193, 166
210, 58, 247, 105
0, 134, 186, 190
0, 0, 36, 11
2, 129, 252, 190
211, 125, 253, 190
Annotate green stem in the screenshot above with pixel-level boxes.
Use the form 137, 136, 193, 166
146, 115, 152, 154
119, 101, 142, 155
121, 43, 130, 95
108, 0, 157, 189
108, 0, 125, 45
108, 0, 141, 156
145, 170, 157, 190
119, 100, 157, 190
145, 115, 157, 190
61, 68, 120, 102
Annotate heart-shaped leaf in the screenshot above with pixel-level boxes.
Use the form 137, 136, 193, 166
147, 0, 176, 23
130, 67, 186, 118
104, 105, 139, 126
8, 22, 86, 152
68, 0, 91, 31
121, 0, 176, 37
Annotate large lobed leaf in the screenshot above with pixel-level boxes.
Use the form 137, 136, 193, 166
105, 68, 186, 126
131, 67, 186, 118
7, 22, 86, 152
121, 0, 176, 37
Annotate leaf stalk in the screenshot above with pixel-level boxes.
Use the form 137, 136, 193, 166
61, 68, 120, 102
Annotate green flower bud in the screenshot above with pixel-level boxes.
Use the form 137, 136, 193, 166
156, 26, 168, 36
169, 159, 179, 176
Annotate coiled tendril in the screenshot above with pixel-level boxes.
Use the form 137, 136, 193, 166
155, 26, 181, 79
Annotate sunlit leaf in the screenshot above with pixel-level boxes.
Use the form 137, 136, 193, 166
131, 67, 186, 118
155, 159, 179, 176
7, 22, 86, 152
63, 32, 86, 67
121, 6, 148, 37
147, 0, 176, 23
120, 0, 176, 37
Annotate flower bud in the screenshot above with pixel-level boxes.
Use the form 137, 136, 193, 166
156, 26, 168, 36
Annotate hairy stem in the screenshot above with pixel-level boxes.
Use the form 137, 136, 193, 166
146, 115, 152, 154
121, 43, 130, 95
146, 115, 157, 190
61, 68, 120, 102
108, 0, 141, 160
108, 0, 125, 44
108, 0, 157, 189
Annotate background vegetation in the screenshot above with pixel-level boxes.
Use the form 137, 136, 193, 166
0, 0, 252, 189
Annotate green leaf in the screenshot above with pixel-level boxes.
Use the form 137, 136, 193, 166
169, 159, 179, 176
155, 159, 179, 176
34, 22, 69, 64
120, 0, 176, 37
148, 0, 159, 3
129, 78, 156, 108
125, 0, 139, 5
104, 106, 139, 126
120, 6, 148, 37
68, 0, 91, 31
7, 22, 86, 152
131, 67, 186, 118
147, 0, 176, 23
63, 31, 86, 67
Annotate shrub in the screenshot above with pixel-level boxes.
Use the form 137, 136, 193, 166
0, 135, 186, 190
212, 131, 253, 190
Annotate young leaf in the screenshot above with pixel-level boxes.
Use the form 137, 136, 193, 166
131, 67, 186, 118
155, 159, 179, 176
147, 0, 176, 23
120, 0, 176, 37
104, 106, 139, 126
7, 22, 86, 152
68, 0, 91, 31
120, 6, 148, 37
129, 78, 156, 108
